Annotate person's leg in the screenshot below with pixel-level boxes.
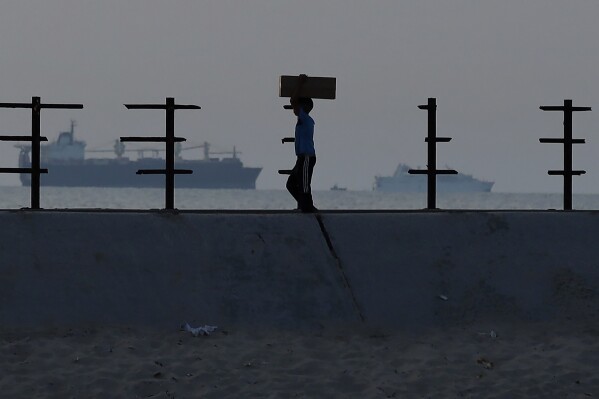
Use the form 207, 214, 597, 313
299, 156, 317, 212
286, 157, 303, 208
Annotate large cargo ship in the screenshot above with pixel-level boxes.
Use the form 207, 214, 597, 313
374, 163, 494, 192
17, 122, 262, 189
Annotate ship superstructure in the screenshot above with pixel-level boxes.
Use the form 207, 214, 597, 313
17, 121, 261, 189
374, 163, 494, 192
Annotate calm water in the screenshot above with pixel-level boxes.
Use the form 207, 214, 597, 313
1, 186, 599, 210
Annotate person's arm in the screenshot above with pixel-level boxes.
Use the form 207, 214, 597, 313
290, 74, 308, 112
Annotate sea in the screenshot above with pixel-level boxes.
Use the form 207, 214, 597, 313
1, 186, 599, 211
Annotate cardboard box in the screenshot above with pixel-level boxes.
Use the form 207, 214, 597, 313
279, 76, 336, 100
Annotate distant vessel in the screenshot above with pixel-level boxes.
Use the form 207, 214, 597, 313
17, 121, 262, 189
374, 163, 494, 192
330, 184, 347, 191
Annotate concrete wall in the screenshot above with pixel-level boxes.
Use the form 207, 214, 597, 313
322, 212, 599, 328
0, 211, 358, 329
1, 211, 598, 329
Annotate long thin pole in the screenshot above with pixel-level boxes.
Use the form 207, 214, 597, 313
121, 98, 199, 210
563, 100, 573, 210
165, 97, 175, 210
427, 97, 436, 209
539, 99, 590, 211
31, 96, 41, 209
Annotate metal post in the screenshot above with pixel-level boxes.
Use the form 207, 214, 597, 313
165, 97, 175, 210
426, 97, 437, 209
280, 103, 296, 175
409, 97, 456, 210
31, 97, 41, 209
121, 97, 200, 210
278, 137, 295, 175
563, 100, 573, 210
539, 99, 590, 210
0, 96, 82, 209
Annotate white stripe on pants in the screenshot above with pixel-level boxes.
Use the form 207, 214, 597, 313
303, 156, 309, 193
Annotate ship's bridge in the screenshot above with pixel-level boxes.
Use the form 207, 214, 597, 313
393, 163, 411, 176
41, 124, 86, 162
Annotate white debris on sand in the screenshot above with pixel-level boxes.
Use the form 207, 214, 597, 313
1, 321, 598, 398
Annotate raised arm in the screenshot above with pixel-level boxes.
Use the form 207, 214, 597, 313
290, 74, 308, 112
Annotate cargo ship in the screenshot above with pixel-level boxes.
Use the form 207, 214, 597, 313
374, 163, 494, 192
17, 122, 262, 189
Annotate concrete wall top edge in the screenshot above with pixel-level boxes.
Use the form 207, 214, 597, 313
2, 209, 599, 215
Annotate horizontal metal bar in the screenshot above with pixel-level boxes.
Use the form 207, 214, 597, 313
540, 138, 564, 143
408, 169, 458, 175
125, 104, 201, 110
0, 103, 83, 109
540, 138, 586, 144
175, 105, 201, 110
281, 137, 295, 143
540, 106, 565, 111
0, 136, 48, 142
540, 106, 592, 112
548, 170, 586, 176
417, 105, 436, 110
136, 169, 193, 175
278, 169, 292, 175
125, 104, 168, 109
0, 168, 48, 173
120, 137, 186, 143
41, 104, 83, 109
0, 103, 33, 108
425, 137, 452, 143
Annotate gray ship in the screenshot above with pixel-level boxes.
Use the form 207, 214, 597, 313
374, 163, 494, 192
17, 122, 262, 189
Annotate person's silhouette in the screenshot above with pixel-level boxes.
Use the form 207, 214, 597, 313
286, 75, 317, 212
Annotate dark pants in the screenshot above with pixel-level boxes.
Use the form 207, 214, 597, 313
286, 155, 316, 211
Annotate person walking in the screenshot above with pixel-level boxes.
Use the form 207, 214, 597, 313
286, 74, 317, 212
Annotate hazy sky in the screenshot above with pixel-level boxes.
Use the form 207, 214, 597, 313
1, 0, 599, 192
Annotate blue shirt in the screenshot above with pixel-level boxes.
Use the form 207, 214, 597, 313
294, 109, 315, 156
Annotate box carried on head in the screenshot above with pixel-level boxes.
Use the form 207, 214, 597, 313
279, 76, 336, 100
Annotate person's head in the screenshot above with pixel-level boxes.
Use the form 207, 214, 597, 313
294, 97, 313, 115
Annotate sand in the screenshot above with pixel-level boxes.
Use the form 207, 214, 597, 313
2, 321, 599, 398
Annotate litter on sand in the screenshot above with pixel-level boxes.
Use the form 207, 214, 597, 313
476, 357, 494, 369
182, 323, 218, 337
477, 330, 498, 338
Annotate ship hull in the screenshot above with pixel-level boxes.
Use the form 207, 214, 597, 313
20, 158, 261, 189
374, 175, 494, 193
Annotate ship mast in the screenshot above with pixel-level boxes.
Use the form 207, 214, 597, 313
203, 141, 210, 160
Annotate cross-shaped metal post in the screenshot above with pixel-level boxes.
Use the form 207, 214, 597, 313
0, 96, 83, 209
540, 99, 591, 210
408, 98, 457, 209
278, 103, 296, 175
121, 97, 201, 210
278, 137, 295, 175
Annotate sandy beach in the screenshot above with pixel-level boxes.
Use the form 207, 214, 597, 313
2, 320, 598, 398
2, 211, 599, 397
